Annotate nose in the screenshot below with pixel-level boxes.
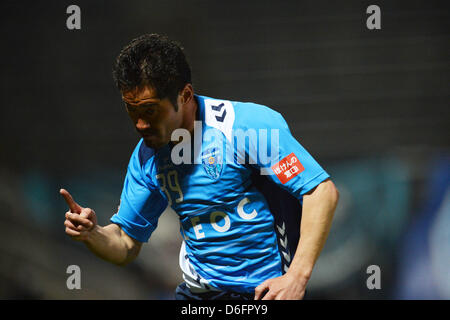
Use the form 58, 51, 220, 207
136, 118, 151, 131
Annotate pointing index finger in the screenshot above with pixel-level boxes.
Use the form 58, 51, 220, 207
60, 188, 82, 214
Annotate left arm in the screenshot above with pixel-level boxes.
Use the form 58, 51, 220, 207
254, 178, 339, 300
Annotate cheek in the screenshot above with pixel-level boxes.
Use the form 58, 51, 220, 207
168, 115, 183, 134
159, 110, 175, 128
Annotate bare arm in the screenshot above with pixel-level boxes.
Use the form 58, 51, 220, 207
83, 224, 142, 266
61, 188, 142, 266
254, 179, 339, 300
288, 178, 339, 281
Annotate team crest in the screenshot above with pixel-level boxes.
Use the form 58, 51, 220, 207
202, 147, 222, 180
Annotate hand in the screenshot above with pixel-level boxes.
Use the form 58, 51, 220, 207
254, 273, 307, 300
60, 188, 98, 241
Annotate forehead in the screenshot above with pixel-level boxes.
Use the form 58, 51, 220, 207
122, 86, 160, 106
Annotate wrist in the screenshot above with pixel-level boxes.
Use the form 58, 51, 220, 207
83, 224, 101, 245
286, 264, 313, 282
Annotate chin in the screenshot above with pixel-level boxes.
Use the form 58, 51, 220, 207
143, 137, 165, 149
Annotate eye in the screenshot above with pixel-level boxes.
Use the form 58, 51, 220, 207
145, 108, 155, 116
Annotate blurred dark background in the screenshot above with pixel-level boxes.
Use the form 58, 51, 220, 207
0, 0, 449, 299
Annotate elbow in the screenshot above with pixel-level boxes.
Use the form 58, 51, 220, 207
115, 254, 137, 267
116, 244, 141, 267
115, 229, 142, 266
115, 259, 130, 267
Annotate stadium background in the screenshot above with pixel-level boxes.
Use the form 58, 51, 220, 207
0, 0, 448, 299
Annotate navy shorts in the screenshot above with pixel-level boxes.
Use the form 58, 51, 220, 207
175, 282, 254, 300
175, 282, 309, 300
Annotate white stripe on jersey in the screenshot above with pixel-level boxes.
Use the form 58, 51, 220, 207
179, 241, 220, 293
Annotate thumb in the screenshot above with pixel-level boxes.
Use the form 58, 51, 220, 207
60, 188, 83, 214
254, 280, 271, 300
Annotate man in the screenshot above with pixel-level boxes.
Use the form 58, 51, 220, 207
61, 33, 339, 300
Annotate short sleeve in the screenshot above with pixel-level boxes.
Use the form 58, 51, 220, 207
242, 106, 330, 199
110, 140, 168, 242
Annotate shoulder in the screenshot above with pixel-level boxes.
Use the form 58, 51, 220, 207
232, 100, 287, 130
198, 95, 288, 133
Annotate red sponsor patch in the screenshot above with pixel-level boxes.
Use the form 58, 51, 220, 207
271, 153, 304, 184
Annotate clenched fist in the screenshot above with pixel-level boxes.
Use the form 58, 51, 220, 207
60, 188, 98, 241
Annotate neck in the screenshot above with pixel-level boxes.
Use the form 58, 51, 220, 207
181, 97, 198, 135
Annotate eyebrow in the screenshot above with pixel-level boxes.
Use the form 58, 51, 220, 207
122, 95, 160, 105
125, 102, 158, 109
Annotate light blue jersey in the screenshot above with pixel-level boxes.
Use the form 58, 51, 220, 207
111, 95, 329, 293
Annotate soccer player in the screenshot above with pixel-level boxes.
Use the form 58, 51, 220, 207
61, 34, 339, 300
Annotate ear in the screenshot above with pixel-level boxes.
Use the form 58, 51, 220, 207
178, 83, 194, 106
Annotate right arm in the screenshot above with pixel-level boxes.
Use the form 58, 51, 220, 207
83, 223, 142, 266
61, 188, 142, 266
84, 223, 142, 266
62, 140, 164, 265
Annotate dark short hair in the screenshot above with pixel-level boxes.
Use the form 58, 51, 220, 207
112, 33, 191, 108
